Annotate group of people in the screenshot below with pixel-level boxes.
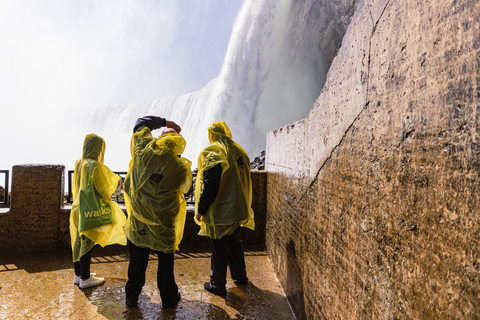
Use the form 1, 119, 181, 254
69, 116, 255, 309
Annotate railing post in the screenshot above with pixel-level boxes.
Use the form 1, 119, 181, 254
0, 170, 9, 207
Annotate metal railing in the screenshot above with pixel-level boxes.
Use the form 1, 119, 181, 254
0, 170, 9, 207
185, 172, 197, 205
67, 170, 127, 204
67, 170, 197, 206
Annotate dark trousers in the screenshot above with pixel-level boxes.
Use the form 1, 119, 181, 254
208, 228, 247, 289
125, 240, 178, 304
74, 249, 92, 280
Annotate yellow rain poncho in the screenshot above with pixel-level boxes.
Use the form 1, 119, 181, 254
70, 134, 127, 262
124, 128, 193, 253
194, 121, 255, 239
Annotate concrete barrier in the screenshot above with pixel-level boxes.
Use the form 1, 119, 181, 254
0, 165, 266, 254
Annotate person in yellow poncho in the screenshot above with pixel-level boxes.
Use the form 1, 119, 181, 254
123, 116, 192, 309
194, 121, 255, 296
70, 133, 127, 289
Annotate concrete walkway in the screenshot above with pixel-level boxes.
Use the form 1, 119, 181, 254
0, 247, 294, 319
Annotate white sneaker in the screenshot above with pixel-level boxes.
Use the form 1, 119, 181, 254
73, 273, 96, 285
79, 275, 105, 289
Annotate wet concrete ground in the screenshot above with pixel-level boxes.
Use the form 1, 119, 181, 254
0, 247, 294, 319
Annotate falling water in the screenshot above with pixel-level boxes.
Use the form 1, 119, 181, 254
85, 0, 358, 170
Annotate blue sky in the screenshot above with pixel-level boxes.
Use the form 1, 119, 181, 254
0, 0, 244, 170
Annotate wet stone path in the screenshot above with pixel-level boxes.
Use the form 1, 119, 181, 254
0, 248, 294, 319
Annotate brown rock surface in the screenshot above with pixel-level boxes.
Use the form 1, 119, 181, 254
266, 0, 480, 318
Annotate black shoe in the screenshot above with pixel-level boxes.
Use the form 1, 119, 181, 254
233, 277, 249, 285
162, 292, 181, 308
126, 297, 138, 308
204, 282, 227, 296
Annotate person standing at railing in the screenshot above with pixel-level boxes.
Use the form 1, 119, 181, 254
123, 116, 192, 309
194, 121, 255, 296
70, 133, 127, 289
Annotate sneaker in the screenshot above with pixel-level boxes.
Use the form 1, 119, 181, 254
74, 273, 96, 285
204, 282, 227, 296
79, 275, 105, 289
162, 291, 181, 308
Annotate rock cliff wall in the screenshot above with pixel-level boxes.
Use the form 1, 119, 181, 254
266, 0, 480, 318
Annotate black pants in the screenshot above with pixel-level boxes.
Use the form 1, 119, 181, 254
208, 228, 247, 290
125, 240, 178, 304
74, 249, 92, 280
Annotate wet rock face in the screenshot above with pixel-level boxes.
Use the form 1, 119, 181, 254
266, 0, 480, 319
250, 151, 265, 171
288, 0, 358, 65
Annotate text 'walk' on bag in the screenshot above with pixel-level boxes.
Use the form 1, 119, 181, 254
79, 184, 114, 232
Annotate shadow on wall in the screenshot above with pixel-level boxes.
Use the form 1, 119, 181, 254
286, 239, 306, 319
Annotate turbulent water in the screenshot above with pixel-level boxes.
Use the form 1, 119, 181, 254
87, 0, 358, 169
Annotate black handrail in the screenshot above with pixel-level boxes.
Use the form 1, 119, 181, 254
67, 170, 127, 204
0, 170, 9, 207
185, 172, 197, 206
66, 170, 197, 206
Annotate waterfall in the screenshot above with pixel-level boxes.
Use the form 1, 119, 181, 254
86, 0, 358, 170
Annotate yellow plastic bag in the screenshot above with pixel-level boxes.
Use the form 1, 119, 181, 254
194, 121, 255, 239
69, 134, 127, 262
124, 129, 193, 253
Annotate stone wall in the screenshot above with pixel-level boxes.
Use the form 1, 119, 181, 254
0, 166, 266, 254
266, 0, 480, 319
0, 164, 65, 253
